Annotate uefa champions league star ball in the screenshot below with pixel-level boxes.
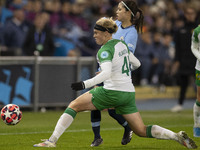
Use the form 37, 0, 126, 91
1, 104, 22, 125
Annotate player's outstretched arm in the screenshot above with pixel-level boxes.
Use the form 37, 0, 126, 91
71, 62, 112, 91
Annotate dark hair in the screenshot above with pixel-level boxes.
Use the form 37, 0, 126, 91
122, 0, 144, 33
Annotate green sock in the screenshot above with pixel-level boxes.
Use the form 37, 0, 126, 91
146, 125, 153, 138
64, 108, 77, 118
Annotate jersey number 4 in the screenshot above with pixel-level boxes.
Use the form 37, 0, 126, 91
122, 56, 130, 76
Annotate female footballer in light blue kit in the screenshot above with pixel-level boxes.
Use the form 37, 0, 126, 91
34, 17, 197, 149
113, 19, 138, 54
90, 0, 143, 147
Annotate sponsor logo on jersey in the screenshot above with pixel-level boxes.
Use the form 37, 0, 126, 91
128, 43, 134, 48
118, 49, 128, 57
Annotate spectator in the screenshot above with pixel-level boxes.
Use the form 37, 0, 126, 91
134, 30, 155, 86
171, 2, 199, 112
8, 0, 25, 11
23, 12, 55, 56
58, 0, 98, 57
1, 8, 29, 56
49, 0, 62, 31
59, 1, 72, 26
161, 32, 175, 86
150, 31, 171, 86
25, 0, 42, 24
0, 0, 13, 46
0, 1, 13, 25
53, 26, 80, 57
70, 0, 90, 31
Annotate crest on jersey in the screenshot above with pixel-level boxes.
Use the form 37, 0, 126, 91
101, 51, 109, 58
120, 36, 124, 41
128, 43, 134, 49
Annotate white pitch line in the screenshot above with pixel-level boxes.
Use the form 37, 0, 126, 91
0, 128, 121, 135
140, 114, 193, 118
0, 124, 193, 135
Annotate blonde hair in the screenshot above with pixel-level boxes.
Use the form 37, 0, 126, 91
95, 17, 118, 34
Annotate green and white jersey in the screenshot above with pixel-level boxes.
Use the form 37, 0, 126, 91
97, 39, 135, 92
192, 25, 200, 71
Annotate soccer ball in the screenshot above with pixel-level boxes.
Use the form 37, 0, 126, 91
1, 104, 22, 125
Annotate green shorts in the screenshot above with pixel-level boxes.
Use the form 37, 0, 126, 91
89, 86, 138, 115
196, 70, 200, 86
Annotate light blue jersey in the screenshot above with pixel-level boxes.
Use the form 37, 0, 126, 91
112, 20, 138, 54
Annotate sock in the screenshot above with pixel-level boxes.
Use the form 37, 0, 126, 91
91, 121, 101, 139
147, 125, 177, 140
49, 108, 77, 143
91, 110, 101, 139
123, 122, 132, 132
108, 109, 131, 131
193, 102, 200, 127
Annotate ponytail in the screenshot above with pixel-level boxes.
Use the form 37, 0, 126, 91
134, 8, 144, 33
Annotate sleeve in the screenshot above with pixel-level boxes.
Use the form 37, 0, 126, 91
83, 62, 112, 88
191, 31, 200, 61
129, 52, 141, 70
97, 48, 113, 64
125, 29, 138, 54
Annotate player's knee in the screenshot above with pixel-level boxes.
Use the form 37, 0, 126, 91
68, 101, 81, 112
134, 126, 147, 137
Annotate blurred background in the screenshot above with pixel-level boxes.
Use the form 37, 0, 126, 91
0, 0, 199, 112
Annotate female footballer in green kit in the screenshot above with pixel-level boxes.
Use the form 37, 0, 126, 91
90, 0, 144, 146
191, 25, 200, 137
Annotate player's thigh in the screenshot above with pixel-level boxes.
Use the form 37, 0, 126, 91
123, 112, 146, 137
69, 91, 97, 112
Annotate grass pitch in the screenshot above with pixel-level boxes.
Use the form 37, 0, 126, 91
0, 109, 198, 150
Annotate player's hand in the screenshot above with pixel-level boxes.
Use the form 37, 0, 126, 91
71, 81, 85, 91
